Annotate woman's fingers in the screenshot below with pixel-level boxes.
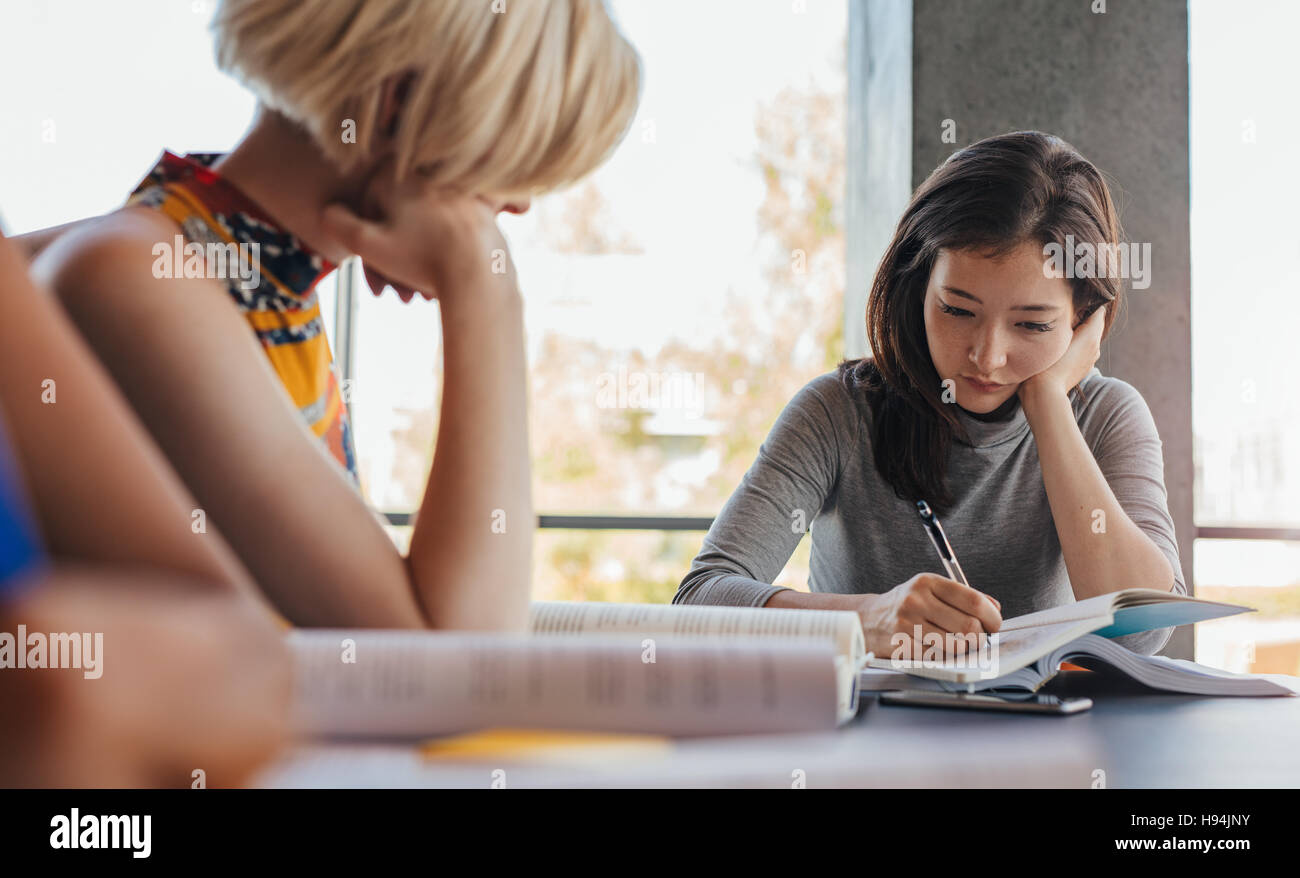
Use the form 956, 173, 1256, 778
321, 202, 390, 264
922, 605, 985, 657
931, 577, 1002, 632
920, 580, 1002, 658
361, 262, 430, 304
322, 202, 426, 295
362, 263, 387, 297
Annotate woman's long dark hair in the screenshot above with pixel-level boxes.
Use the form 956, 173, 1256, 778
839, 131, 1125, 516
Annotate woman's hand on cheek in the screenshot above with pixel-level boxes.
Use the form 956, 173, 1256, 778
321, 159, 516, 308
1018, 302, 1108, 400
362, 262, 428, 304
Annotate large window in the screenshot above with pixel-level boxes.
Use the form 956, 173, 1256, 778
1189, 0, 1300, 673
7, 2, 1293, 663
353, 0, 849, 602
0, 1, 251, 230
0, 0, 847, 606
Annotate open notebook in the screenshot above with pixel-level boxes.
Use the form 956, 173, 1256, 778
862, 588, 1295, 696
289, 602, 868, 739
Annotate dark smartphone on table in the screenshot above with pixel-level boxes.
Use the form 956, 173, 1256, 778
878, 689, 1093, 714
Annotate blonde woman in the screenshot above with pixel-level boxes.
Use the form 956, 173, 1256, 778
29, 0, 641, 630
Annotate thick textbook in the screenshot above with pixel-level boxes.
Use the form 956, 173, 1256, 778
289, 602, 868, 738
528, 600, 867, 668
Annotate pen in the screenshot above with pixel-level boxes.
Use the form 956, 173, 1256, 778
916, 500, 992, 691
915, 500, 971, 589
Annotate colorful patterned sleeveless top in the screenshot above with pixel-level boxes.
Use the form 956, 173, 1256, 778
125, 151, 359, 485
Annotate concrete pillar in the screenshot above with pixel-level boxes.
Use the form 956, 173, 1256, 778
851, 0, 1193, 657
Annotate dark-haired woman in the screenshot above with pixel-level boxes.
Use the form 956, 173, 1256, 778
676, 131, 1183, 659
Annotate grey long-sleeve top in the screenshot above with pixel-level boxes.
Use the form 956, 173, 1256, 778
675, 367, 1186, 655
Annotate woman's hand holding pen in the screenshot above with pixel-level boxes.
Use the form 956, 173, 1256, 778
854, 573, 1002, 660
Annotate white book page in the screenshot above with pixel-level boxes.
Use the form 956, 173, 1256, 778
529, 601, 867, 669
997, 592, 1118, 632
998, 589, 1244, 633
866, 618, 1103, 683
1058, 636, 1300, 696
288, 631, 849, 738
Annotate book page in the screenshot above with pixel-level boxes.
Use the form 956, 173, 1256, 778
1057, 635, 1299, 696
999, 589, 1253, 634
997, 592, 1118, 632
529, 601, 867, 669
288, 631, 850, 738
866, 618, 1103, 684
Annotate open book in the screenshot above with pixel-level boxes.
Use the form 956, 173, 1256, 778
937, 634, 1294, 695
289, 602, 868, 739
862, 588, 1294, 696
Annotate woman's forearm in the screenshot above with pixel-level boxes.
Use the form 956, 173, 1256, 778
764, 589, 869, 612
11, 219, 88, 262
1021, 383, 1175, 599
0, 231, 260, 601
406, 286, 533, 631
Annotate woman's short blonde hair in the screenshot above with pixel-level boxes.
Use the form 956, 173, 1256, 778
213, 0, 641, 194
